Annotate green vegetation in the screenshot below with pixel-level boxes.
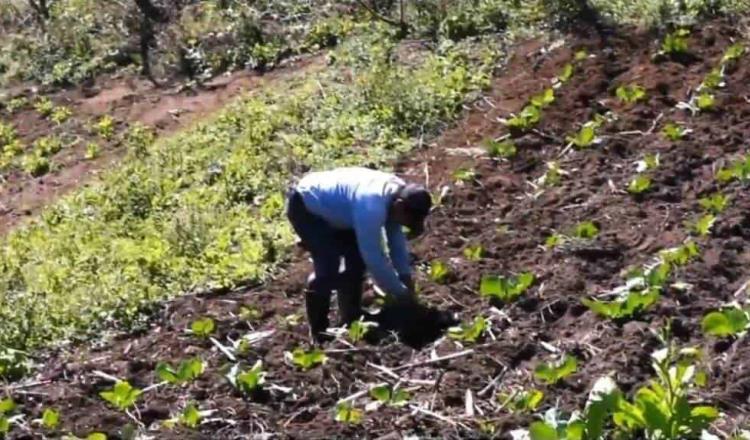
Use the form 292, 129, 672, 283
348, 318, 376, 343
702, 307, 749, 337
99, 381, 142, 411
41, 408, 60, 429
428, 260, 452, 283
370, 384, 410, 407
484, 138, 517, 159
660, 29, 690, 55
534, 355, 578, 385
448, 316, 488, 343
227, 361, 266, 395
190, 318, 215, 339
662, 122, 688, 141
498, 388, 544, 413
627, 174, 652, 194
156, 357, 205, 385
289, 348, 327, 370
480, 272, 535, 302
615, 84, 647, 104
334, 402, 363, 425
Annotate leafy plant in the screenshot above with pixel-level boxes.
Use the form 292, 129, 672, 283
575, 50, 588, 61
164, 402, 202, 429
661, 29, 690, 55
448, 316, 488, 343
0, 398, 16, 435
545, 233, 565, 248
566, 124, 597, 149
85, 143, 100, 160
348, 318, 376, 343
530, 88, 555, 108
539, 161, 564, 186
662, 122, 688, 141
61, 433, 108, 440
289, 348, 327, 370
34, 136, 63, 156
480, 272, 535, 302
22, 154, 50, 177
485, 139, 516, 158
696, 92, 715, 111
700, 67, 724, 90
190, 317, 215, 338
699, 193, 730, 214
613, 344, 718, 438
573, 221, 598, 239
370, 384, 410, 407
463, 244, 484, 261
637, 153, 660, 172
156, 357, 205, 385
557, 63, 574, 83
41, 408, 60, 429
5, 97, 28, 114
453, 167, 476, 183
582, 288, 660, 320
50, 106, 72, 125
227, 360, 266, 395
239, 305, 262, 321
428, 260, 451, 284
94, 115, 115, 140
34, 97, 54, 117
499, 388, 544, 413
334, 402, 363, 424
627, 175, 652, 194
722, 43, 745, 64
534, 355, 578, 385
616, 84, 647, 104
99, 381, 142, 411
689, 213, 716, 237
702, 307, 749, 337
660, 241, 699, 267
0, 121, 16, 146
716, 154, 750, 183
505, 104, 542, 132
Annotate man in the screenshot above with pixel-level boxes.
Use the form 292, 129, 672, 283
286, 166, 432, 343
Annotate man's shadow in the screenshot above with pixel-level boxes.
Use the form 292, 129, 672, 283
364, 300, 459, 349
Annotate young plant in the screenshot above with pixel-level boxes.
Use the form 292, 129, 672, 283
0, 398, 16, 435
573, 221, 599, 239
700, 67, 724, 90
498, 388, 544, 413
94, 115, 115, 140
348, 318, 376, 343
689, 213, 716, 237
370, 384, 410, 407
699, 193, 730, 214
582, 288, 660, 320
534, 355, 578, 385
716, 154, 750, 183
164, 402, 202, 429
99, 380, 142, 411
701, 307, 749, 337
50, 106, 72, 124
227, 360, 266, 395
239, 305, 262, 321
448, 316, 488, 343
616, 84, 647, 104
34, 97, 54, 117
660, 241, 700, 267
504, 104, 541, 132
530, 88, 555, 109
463, 244, 484, 261
480, 272, 535, 303
190, 317, 215, 338
453, 167, 476, 183
156, 357, 205, 385
428, 260, 451, 284
34, 136, 63, 156
636, 153, 660, 172
722, 42, 745, 64
627, 175, 652, 194
696, 92, 715, 111
538, 161, 565, 187
85, 143, 100, 160
0, 121, 16, 146
545, 233, 565, 248
557, 63, 574, 83
22, 154, 50, 177
334, 402, 363, 425
662, 122, 688, 141
660, 29, 690, 55
566, 124, 597, 149
41, 408, 60, 429
484, 138, 516, 159
288, 347, 327, 370
5, 97, 28, 114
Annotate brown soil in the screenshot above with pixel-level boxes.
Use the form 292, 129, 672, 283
5, 19, 750, 440
0, 55, 323, 234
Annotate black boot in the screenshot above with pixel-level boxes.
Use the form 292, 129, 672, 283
336, 287, 363, 327
305, 288, 332, 344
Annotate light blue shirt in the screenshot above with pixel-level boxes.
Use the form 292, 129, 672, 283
295, 167, 411, 296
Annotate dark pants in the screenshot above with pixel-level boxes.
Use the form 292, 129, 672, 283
286, 189, 366, 332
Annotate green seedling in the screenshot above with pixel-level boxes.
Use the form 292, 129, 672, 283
539, 161, 564, 186
0, 121, 16, 146
5, 97, 28, 113
627, 175, 651, 194
722, 43, 745, 64
484, 139, 516, 158
190, 317, 215, 338
448, 316, 488, 343
662, 122, 688, 141
370, 384, 410, 407
545, 233, 565, 248
34, 97, 54, 117
530, 88, 555, 108
505, 104, 541, 131
463, 244, 484, 261
85, 143, 100, 160
41, 408, 60, 429
227, 360, 266, 395
453, 167, 476, 183
717, 154, 750, 183
616, 84, 647, 104
534, 355, 578, 385
348, 318, 376, 343
0, 398, 16, 434
661, 29, 690, 55
557, 63, 574, 83
99, 380, 142, 411
574, 49, 588, 61
689, 213, 716, 237
3, 139, 23, 156
696, 92, 715, 111
428, 260, 451, 284
701, 67, 724, 90
637, 153, 660, 172
289, 348, 326, 370
164, 402, 202, 429
582, 288, 660, 320
62, 432, 108, 440
156, 357, 204, 385
480, 272, 534, 302
702, 307, 749, 337
566, 124, 597, 149
660, 241, 699, 267
699, 193, 730, 214
50, 106, 72, 125
239, 305, 262, 321
34, 136, 63, 156
94, 115, 115, 140
334, 402, 363, 424
22, 154, 50, 177
498, 388, 544, 413
573, 221, 599, 239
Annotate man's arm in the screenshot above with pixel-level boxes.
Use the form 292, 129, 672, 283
352, 205, 409, 297
385, 222, 411, 277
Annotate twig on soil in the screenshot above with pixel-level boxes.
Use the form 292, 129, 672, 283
409, 404, 470, 430
4, 380, 52, 391
393, 349, 474, 372
337, 382, 389, 404
210, 336, 237, 362
532, 128, 564, 144
368, 362, 436, 386
733, 279, 750, 298
92, 370, 120, 382
465, 389, 475, 417
424, 162, 430, 188
477, 367, 507, 397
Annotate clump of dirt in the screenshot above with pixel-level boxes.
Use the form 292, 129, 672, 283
5, 19, 750, 439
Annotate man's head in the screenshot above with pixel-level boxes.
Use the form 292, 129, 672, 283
390, 183, 432, 238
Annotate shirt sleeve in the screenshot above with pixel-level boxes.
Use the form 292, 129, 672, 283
351, 198, 408, 297
386, 221, 411, 277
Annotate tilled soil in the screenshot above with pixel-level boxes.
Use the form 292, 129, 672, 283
5, 19, 750, 440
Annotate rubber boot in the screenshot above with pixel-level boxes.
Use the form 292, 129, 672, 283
336, 285, 363, 327
304, 287, 332, 344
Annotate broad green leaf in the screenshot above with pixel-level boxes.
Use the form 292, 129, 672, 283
699, 193, 730, 214
531, 88, 555, 108
545, 233, 564, 248
180, 403, 201, 428
616, 84, 647, 104
390, 389, 410, 407
42, 408, 60, 429
534, 355, 577, 385
190, 317, 215, 338
691, 214, 716, 237
334, 402, 362, 424
722, 43, 745, 63
558, 63, 574, 83
702, 308, 749, 337
463, 244, 484, 261
448, 316, 487, 343
662, 122, 686, 141
370, 385, 391, 403
485, 139, 517, 159
453, 168, 476, 183
348, 319, 375, 343
628, 175, 651, 194
529, 421, 558, 440
696, 92, 715, 111
662, 29, 690, 54
701, 68, 724, 90
99, 380, 142, 411
0, 398, 15, 414
567, 125, 596, 149
0, 416, 8, 434
239, 305, 262, 321
429, 260, 451, 283
575, 50, 588, 61
291, 348, 326, 370
573, 221, 598, 239
87, 432, 107, 440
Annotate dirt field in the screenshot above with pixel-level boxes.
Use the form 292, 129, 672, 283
5, 19, 750, 439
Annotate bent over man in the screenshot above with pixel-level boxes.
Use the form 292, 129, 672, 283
285, 166, 432, 342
